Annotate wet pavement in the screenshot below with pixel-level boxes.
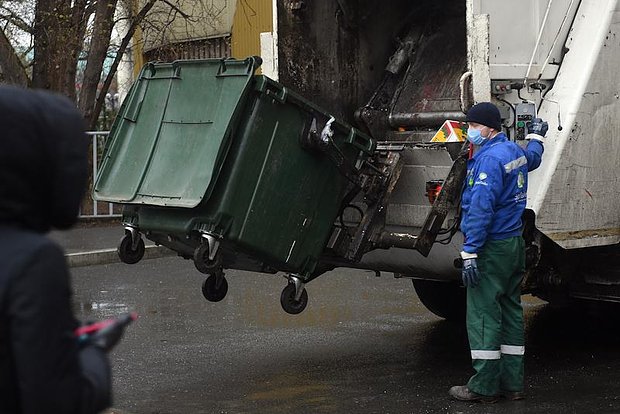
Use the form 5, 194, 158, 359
60, 225, 620, 414
50, 221, 126, 254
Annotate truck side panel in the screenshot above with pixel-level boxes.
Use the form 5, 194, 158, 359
528, 0, 620, 248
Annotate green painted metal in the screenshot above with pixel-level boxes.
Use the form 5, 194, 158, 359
95, 59, 375, 277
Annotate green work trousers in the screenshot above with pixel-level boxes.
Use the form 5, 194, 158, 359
466, 236, 525, 396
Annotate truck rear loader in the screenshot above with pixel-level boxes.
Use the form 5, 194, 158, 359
274, 0, 620, 317
96, 0, 620, 317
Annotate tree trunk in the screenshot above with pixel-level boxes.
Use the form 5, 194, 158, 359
32, 0, 54, 90
32, 0, 89, 101
0, 29, 28, 86
79, 0, 118, 124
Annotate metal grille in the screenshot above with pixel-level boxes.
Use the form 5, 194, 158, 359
144, 35, 231, 62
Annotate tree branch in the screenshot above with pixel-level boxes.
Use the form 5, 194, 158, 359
161, 0, 190, 19
79, 0, 118, 123
0, 8, 34, 34
89, 0, 157, 129
0, 27, 28, 86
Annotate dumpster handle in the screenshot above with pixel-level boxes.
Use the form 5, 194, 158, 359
265, 86, 288, 104
345, 129, 375, 155
253, 76, 289, 104
140, 62, 182, 80
216, 56, 262, 77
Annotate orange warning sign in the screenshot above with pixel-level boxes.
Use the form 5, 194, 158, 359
430, 120, 467, 143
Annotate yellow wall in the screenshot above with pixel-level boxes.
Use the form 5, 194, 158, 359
132, 0, 271, 76
132, 26, 145, 78
132, 0, 145, 78
231, 0, 273, 60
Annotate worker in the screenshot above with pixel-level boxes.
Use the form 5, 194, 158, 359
0, 86, 119, 413
449, 102, 546, 403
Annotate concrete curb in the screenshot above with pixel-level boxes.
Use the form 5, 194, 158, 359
66, 245, 175, 268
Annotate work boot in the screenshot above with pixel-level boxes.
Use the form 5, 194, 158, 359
449, 385, 499, 403
500, 390, 525, 400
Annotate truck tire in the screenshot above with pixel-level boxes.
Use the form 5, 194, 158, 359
412, 279, 466, 321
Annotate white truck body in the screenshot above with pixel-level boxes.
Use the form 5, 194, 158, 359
469, 0, 620, 249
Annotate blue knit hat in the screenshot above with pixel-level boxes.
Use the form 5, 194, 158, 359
466, 102, 502, 131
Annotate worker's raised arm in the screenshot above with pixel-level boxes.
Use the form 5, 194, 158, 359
523, 118, 548, 171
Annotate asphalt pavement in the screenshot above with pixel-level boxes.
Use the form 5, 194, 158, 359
56, 223, 620, 414
50, 221, 125, 254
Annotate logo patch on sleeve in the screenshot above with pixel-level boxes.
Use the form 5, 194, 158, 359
479, 172, 487, 180
517, 171, 525, 188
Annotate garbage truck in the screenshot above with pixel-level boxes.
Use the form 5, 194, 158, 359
95, 0, 620, 317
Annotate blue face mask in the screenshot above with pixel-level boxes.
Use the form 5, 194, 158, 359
467, 128, 488, 146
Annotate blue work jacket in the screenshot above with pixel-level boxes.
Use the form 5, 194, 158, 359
460, 132, 544, 254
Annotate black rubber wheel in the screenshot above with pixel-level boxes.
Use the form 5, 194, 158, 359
280, 283, 308, 315
193, 243, 222, 274
117, 234, 145, 264
412, 279, 466, 321
201, 274, 228, 302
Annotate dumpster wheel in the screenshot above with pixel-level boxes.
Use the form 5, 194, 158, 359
202, 273, 228, 302
117, 234, 145, 264
280, 283, 308, 315
193, 244, 222, 274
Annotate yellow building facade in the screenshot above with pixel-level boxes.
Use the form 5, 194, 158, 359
133, 0, 273, 69
230, 0, 273, 60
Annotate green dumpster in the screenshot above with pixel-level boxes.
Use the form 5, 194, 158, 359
94, 57, 375, 311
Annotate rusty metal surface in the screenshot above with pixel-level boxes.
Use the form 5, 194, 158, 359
413, 142, 469, 256
547, 227, 620, 242
388, 111, 467, 127
276, 0, 463, 124
390, 11, 466, 117
344, 151, 403, 262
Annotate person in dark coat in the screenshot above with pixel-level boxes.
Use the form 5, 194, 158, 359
0, 86, 112, 413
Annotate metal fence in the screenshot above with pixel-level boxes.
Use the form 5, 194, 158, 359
79, 131, 120, 218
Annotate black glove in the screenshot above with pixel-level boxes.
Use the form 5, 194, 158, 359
461, 257, 481, 287
526, 117, 548, 138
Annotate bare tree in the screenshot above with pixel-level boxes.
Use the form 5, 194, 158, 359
0, 27, 27, 85
0, 0, 227, 126
88, 0, 157, 129
32, 0, 89, 100
78, 0, 118, 123
0, 0, 33, 85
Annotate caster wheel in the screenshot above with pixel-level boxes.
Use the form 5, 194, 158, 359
280, 283, 308, 315
202, 274, 228, 302
193, 243, 222, 274
117, 234, 145, 264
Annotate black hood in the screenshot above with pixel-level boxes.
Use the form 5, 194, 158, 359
0, 86, 88, 233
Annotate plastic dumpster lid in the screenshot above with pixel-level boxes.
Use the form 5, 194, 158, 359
93, 57, 261, 208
